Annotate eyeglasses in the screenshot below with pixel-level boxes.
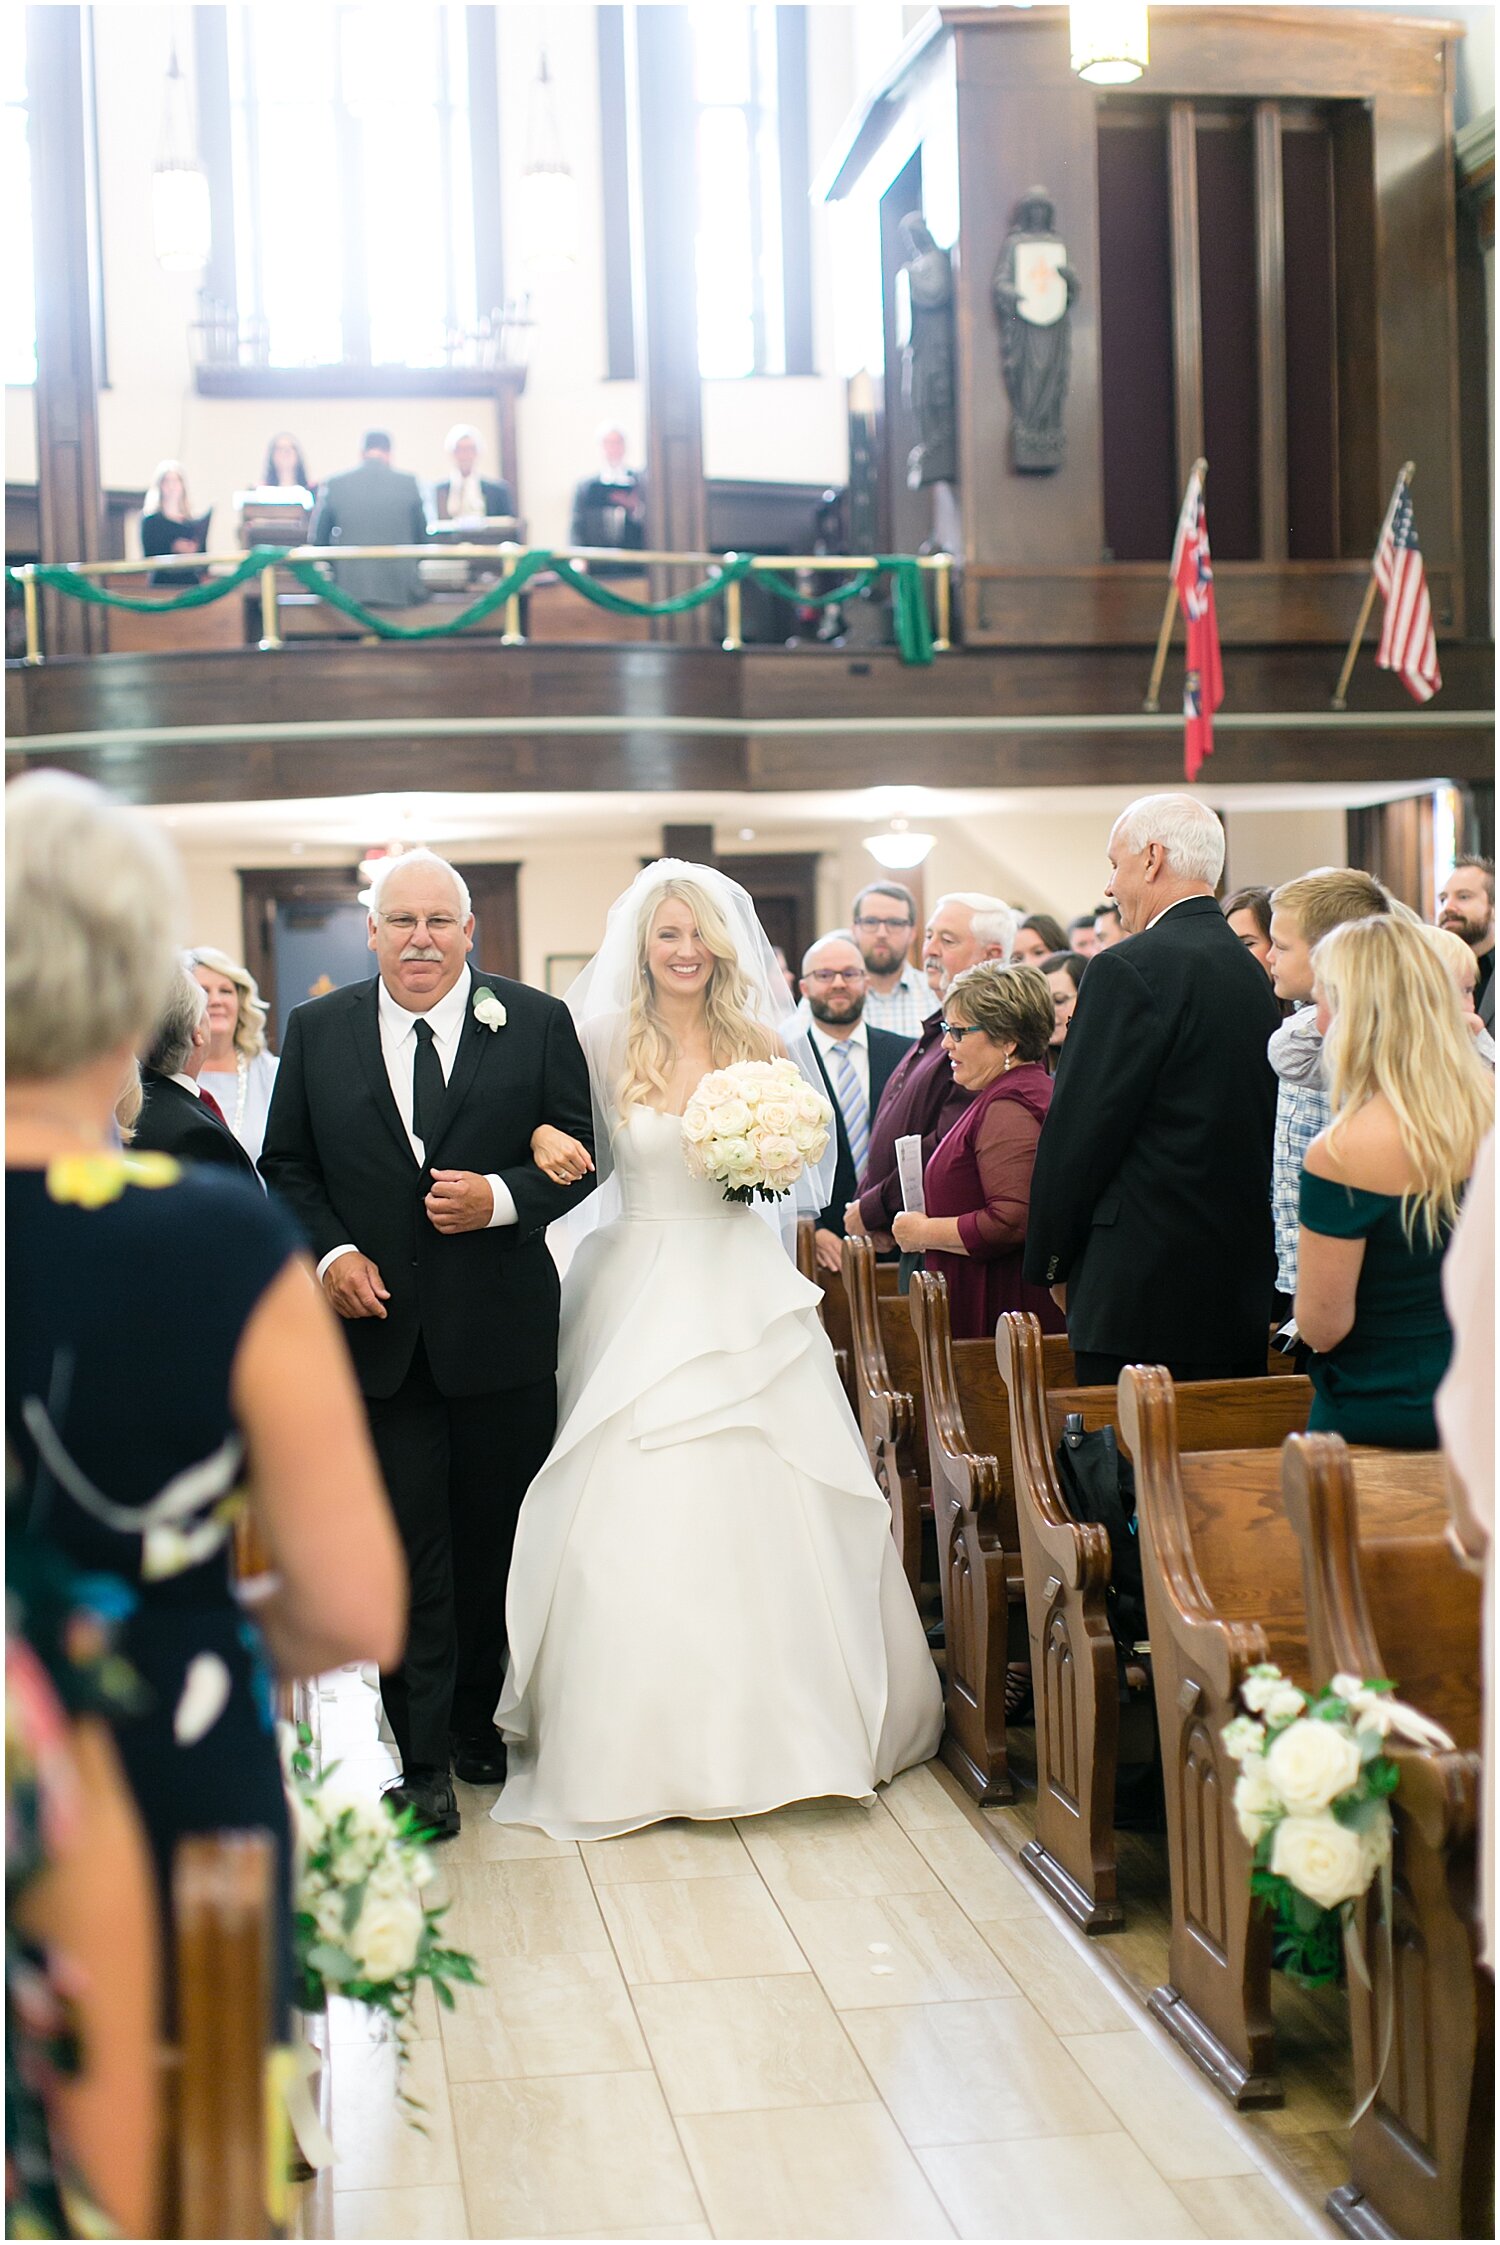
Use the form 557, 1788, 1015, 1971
805, 968, 867, 985
939, 1021, 983, 1041
853, 915, 914, 933
380, 913, 461, 934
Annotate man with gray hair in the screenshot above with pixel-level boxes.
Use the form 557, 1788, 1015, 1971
432, 423, 515, 523
846, 891, 1017, 1250
134, 961, 260, 1181
1024, 794, 1280, 1381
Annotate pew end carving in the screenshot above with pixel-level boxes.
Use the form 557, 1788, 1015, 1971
1281, 1433, 1491, 2244
842, 1235, 927, 1601
165, 1829, 277, 2240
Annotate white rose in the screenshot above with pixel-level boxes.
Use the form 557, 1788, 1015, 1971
1263, 1684, 1308, 1728
1240, 1665, 1297, 1717
1232, 1758, 1280, 1844
1264, 1718, 1362, 1814
313, 1885, 351, 1944
681, 1102, 713, 1143
1221, 1716, 1266, 1765
1269, 1813, 1367, 1910
741, 1078, 767, 1106
757, 1133, 800, 1171
713, 1098, 752, 1136
713, 1136, 757, 1174
351, 1889, 425, 1982
794, 1085, 826, 1124
757, 1099, 794, 1134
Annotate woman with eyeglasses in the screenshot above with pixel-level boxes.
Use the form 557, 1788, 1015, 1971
891, 961, 1066, 1341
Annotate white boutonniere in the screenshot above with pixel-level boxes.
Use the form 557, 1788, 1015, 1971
472, 987, 507, 1033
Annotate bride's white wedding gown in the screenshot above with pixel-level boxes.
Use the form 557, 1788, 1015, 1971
492, 1106, 944, 1840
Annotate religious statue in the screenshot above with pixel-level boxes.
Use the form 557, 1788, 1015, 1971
896, 214, 958, 489
992, 189, 1079, 474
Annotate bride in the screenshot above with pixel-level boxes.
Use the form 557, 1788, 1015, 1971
492, 861, 942, 1841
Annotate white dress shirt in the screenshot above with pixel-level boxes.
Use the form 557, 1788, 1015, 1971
170, 1072, 203, 1097
809, 1019, 871, 1112
446, 473, 487, 521
316, 966, 516, 1281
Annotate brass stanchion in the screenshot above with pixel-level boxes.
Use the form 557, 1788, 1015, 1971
1331, 462, 1413, 710
721, 560, 743, 652
22, 567, 41, 663
932, 555, 952, 653
258, 564, 282, 650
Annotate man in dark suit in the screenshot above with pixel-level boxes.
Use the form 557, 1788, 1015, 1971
1023, 794, 1281, 1385
310, 429, 430, 608
260, 851, 595, 1837
134, 966, 260, 1183
432, 424, 515, 522
799, 932, 912, 1273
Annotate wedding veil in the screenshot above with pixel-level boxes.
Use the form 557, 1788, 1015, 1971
554, 859, 837, 1260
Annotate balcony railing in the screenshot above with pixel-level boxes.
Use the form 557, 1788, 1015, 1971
8, 545, 954, 665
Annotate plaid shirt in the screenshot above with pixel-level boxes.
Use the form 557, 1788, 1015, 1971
1268, 1006, 1329, 1296
862, 963, 939, 1040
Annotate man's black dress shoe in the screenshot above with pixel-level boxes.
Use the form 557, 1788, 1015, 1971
383, 1771, 461, 1840
450, 1730, 508, 1786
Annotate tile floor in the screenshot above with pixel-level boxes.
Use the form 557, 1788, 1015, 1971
298, 1672, 1331, 2242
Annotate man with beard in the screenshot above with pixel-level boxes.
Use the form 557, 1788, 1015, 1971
800, 933, 913, 1274
1437, 857, 1496, 1030
851, 881, 939, 1037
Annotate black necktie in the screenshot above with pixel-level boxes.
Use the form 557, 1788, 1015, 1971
411, 1017, 445, 1153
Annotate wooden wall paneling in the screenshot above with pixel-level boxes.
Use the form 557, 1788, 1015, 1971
1372, 90, 1463, 627
1194, 109, 1260, 560
1455, 187, 1493, 637
27, 4, 105, 657
953, 14, 1105, 597
1253, 103, 1289, 561
1097, 110, 1178, 561
1167, 100, 1205, 496
717, 851, 819, 973
1331, 102, 1380, 558
1280, 113, 1340, 560
633, 4, 709, 641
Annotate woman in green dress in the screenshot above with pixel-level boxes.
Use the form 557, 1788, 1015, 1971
1295, 913, 1494, 1447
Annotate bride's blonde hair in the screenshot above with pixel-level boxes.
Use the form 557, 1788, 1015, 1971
619, 876, 776, 1110
1314, 912, 1493, 1243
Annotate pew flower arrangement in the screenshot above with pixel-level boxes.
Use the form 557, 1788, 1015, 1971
682, 1058, 832, 1204
1223, 1665, 1452, 1984
282, 1727, 480, 2108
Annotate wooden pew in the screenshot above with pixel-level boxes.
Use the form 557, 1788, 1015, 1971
1282, 1433, 1490, 2242
1121, 1365, 1452, 2108
166, 1830, 277, 2239
842, 1235, 927, 1599
998, 1312, 1313, 1937
799, 1221, 896, 1409
909, 1274, 1072, 1802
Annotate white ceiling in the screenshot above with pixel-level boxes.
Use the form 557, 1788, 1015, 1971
150, 777, 1444, 854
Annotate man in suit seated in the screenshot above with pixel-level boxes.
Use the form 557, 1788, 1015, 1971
1023, 793, 1281, 1385
310, 429, 430, 609
569, 423, 645, 558
134, 965, 261, 1183
800, 931, 914, 1274
432, 423, 515, 524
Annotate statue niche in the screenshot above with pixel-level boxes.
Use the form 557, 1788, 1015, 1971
992, 188, 1079, 475
896, 213, 958, 489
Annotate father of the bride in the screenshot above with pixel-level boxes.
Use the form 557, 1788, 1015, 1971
261, 849, 595, 1837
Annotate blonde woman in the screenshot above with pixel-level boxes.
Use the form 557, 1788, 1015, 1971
188, 947, 280, 1160
1296, 914, 1494, 1447
494, 861, 943, 1841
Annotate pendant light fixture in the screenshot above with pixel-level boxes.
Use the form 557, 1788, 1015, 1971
517, 51, 579, 272
152, 27, 211, 272
1068, 2, 1149, 86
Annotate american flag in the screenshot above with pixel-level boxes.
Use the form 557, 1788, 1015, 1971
1170, 468, 1223, 783
1373, 483, 1441, 703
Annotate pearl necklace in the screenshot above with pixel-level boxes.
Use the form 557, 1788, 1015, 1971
230, 1052, 249, 1133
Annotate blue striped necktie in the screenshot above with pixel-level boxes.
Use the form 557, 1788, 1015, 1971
828, 1039, 869, 1175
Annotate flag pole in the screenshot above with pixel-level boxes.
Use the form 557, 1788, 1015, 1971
1143, 457, 1207, 712
1331, 461, 1414, 710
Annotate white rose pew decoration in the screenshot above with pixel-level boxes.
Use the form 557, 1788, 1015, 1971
1223, 1664, 1455, 1984
282, 1725, 480, 2119
682, 1058, 832, 1204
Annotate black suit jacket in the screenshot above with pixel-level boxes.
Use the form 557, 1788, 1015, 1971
434, 476, 516, 520
259, 973, 595, 1399
1022, 896, 1281, 1363
134, 1069, 260, 1182
810, 1026, 913, 1235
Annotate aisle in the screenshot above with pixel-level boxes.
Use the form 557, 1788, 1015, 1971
299, 1671, 1327, 2242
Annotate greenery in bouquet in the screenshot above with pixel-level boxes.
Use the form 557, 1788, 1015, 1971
682, 1057, 832, 1204
1222, 1666, 1400, 1985
283, 1727, 480, 2110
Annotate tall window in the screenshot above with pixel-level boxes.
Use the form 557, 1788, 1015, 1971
689, 4, 810, 379
224, 4, 484, 368
3, 17, 35, 386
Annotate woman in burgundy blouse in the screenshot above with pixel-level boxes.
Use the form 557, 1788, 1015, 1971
892, 961, 1066, 1341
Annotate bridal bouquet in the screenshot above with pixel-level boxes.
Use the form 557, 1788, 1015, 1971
682, 1057, 832, 1204
282, 1727, 480, 2105
1222, 1665, 1450, 1984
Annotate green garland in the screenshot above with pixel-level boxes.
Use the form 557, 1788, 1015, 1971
7, 547, 938, 663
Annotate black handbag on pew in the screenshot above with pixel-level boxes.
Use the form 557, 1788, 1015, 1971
1054, 1414, 1148, 1658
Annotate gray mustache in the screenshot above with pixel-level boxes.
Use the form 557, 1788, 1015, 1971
400, 947, 444, 962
